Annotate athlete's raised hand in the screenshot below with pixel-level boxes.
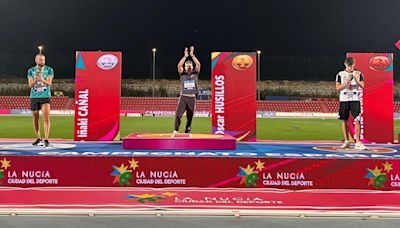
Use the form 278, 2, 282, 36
190, 46, 195, 57
184, 47, 189, 58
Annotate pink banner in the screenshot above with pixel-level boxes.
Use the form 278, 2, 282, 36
395, 40, 400, 50
347, 53, 394, 143
0, 109, 10, 114
74, 51, 122, 141
211, 52, 257, 141
1, 187, 400, 211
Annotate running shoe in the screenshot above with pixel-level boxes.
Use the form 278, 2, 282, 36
32, 139, 43, 146
340, 141, 350, 149
355, 142, 368, 150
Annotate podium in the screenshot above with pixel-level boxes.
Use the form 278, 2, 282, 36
122, 133, 236, 150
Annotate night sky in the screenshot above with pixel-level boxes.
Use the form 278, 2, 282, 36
0, 0, 399, 80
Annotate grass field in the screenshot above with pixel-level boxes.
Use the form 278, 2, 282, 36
0, 116, 399, 141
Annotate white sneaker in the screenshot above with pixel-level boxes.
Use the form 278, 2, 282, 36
340, 141, 350, 149
173, 130, 178, 134
355, 142, 368, 150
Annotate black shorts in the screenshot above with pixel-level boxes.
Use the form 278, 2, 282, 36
338, 101, 361, 121
30, 98, 51, 111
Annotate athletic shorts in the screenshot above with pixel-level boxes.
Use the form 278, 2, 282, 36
30, 98, 51, 111
338, 101, 361, 121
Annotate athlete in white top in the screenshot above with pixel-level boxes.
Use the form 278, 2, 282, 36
335, 57, 368, 150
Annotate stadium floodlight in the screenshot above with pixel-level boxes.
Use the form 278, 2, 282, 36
152, 48, 157, 97
256, 50, 261, 100
38, 45, 44, 54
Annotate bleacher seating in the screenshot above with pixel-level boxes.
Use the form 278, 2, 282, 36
0, 96, 72, 110
0, 96, 399, 113
256, 101, 326, 112
120, 97, 211, 112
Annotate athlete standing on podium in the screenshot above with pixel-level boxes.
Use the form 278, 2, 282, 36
27, 53, 54, 147
335, 57, 367, 150
174, 46, 201, 133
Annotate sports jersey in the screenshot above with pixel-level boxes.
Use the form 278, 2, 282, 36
180, 71, 198, 96
335, 70, 364, 102
27, 65, 54, 98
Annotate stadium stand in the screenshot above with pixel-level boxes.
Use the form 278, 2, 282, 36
0, 96, 71, 110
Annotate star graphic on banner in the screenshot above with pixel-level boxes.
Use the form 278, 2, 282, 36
374, 175, 387, 189
254, 160, 265, 171
131, 194, 155, 199
382, 162, 393, 172
364, 168, 375, 179
245, 173, 259, 187
113, 176, 120, 184
115, 163, 132, 175
162, 192, 177, 197
0, 158, 11, 170
128, 159, 140, 170
239, 176, 246, 184
368, 178, 375, 186
368, 166, 382, 177
128, 193, 166, 203
242, 164, 256, 175
110, 163, 133, 184
238, 165, 258, 185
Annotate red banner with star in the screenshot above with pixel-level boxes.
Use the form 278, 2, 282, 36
74, 51, 122, 141
346, 53, 394, 143
211, 52, 257, 141
1, 156, 400, 190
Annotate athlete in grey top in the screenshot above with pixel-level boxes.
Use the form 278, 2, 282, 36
174, 46, 201, 133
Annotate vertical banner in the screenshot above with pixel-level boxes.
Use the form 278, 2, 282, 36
211, 52, 256, 141
347, 53, 394, 143
74, 51, 122, 141
395, 40, 400, 51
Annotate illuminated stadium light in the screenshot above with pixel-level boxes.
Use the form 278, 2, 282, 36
152, 48, 157, 97
38, 45, 44, 54
257, 50, 261, 100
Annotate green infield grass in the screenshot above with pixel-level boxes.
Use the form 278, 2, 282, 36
0, 116, 398, 141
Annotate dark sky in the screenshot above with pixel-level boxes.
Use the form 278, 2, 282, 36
0, 0, 399, 80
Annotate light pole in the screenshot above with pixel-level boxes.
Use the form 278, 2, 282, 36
152, 48, 157, 97
256, 50, 261, 100
38, 45, 43, 54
